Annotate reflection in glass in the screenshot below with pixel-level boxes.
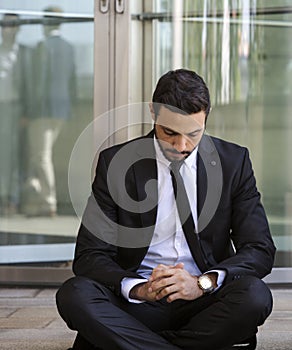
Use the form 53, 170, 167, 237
22, 6, 76, 217
0, 3, 94, 266
0, 14, 22, 216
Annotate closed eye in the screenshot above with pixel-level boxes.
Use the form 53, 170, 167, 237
162, 127, 203, 137
188, 130, 202, 137
163, 127, 178, 136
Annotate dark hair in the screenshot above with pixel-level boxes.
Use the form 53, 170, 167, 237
152, 69, 211, 120
44, 6, 63, 14
43, 6, 63, 27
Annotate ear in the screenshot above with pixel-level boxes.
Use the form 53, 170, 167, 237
149, 102, 156, 121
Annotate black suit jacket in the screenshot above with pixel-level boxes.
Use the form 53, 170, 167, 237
73, 130, 276, 295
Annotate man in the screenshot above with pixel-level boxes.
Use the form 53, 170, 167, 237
0, 13, 28, 215
56, 69, 276, 350
23, 6, 76, 216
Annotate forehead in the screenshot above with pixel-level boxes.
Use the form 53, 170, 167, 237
156, 106, 205, 134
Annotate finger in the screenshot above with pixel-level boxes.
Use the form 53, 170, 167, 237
150, 270, 172, 283
149, 275, 177, 294
155, 285, 185, 303
152, 264, 176, 275
166, 292, 181, 303
151, 265, 185, 282
174, 262, 184, 269
149, 265, 173, 282
155, 283, 179, 301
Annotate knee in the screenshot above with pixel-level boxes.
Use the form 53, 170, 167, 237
244, 276, 272, 314
223, 276, 273, 324
56, 276, 96, 318
245, 276, 273, 324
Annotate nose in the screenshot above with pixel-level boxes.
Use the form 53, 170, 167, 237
172, 135, 187, 152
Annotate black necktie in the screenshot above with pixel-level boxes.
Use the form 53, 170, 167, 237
170, 161, 207, 272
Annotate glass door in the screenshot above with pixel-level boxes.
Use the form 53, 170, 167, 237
0, 1, 94, 284
94, 0, 292, 283
3, 0, 291, 284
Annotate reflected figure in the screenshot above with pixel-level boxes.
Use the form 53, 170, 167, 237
23, 6, 76, 217
0, 14, 22, 216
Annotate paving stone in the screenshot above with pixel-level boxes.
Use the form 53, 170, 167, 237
0, 288, 40, 298
257, 330, 292, 350
0, 296, 56, 307
271, 289, 292, 311
0, 308, 17, 317
269, 310, 292, 320
0, 327, 75, 340
0, 328, 75, 350
0, 339, 73, 350
0, 317, 51, 329
36, 288, 58, 299
46, 317, 69, 329
260, 318, 292, 332
10, 306, 59, 318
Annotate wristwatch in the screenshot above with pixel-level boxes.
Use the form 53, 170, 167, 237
197, 274, 215, 294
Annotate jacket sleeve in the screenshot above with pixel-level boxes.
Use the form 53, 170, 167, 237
212, 148, 276, 283
73, 151, 141, 295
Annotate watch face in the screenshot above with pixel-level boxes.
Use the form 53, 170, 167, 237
199, 275, 213, 291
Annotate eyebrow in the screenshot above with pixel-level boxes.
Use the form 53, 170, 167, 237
162, 126, 203, 134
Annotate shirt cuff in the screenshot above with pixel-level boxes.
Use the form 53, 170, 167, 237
121, 277, 148, 303
205, 269, 226, 291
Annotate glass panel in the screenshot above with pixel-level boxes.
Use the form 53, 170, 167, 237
0, 1, 94, 264
130, 0, 292, 268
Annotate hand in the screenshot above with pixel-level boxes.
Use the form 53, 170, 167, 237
148, 263, 204, 303
129, 280, 158, 302
129, 264, 187, 302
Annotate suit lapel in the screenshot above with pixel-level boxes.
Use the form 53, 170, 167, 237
197, 152, 207, 220
132, 131, 158, 230
197, 135, 223, 234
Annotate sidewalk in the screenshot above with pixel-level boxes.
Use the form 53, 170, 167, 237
0, 288, 74, 350
0, 286, 291, 350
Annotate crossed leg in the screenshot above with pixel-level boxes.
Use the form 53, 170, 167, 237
56, 275, 272, 350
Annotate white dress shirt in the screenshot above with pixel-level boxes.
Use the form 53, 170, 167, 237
121, 136, 225, 302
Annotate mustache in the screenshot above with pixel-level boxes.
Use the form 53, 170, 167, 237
166, 149, 191, 155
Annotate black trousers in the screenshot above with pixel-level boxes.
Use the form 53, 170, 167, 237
56, 275, 272, 350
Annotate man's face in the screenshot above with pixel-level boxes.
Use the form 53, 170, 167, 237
152, 105, 206, 162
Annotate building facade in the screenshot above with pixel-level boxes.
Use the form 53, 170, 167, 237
0, 0, 291, 284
